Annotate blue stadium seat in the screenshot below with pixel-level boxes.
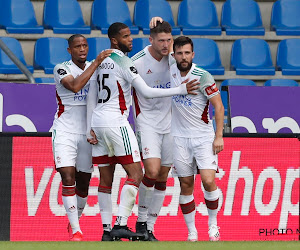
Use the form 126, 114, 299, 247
43, 0, 91, 34
86, 37, 111, 62
276, 39, 300, 75
34, 37, 71, 74
128, 38, 151, 58
91, 0, 139, 34
264, 79, 299, 87
0, 0, 43, 34
221, 0, 265, 35
220, 79, 256, 115
134, 0, 181, 35
231, 39, 275, 75
271, 0, 300, 36
178, 0, 221, 35
192, 38, 224, 75
0, 37, 33, 74
35, 77, 55, 84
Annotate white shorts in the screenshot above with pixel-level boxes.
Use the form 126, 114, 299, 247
52, 129, 93, 173
136, 130, 173, 166
172, 136, 218, 177
92, 123, 141, 167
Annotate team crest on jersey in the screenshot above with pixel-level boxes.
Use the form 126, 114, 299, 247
57, 68, 67, 76
205, 83, 218, 95
130, 66, 138, 74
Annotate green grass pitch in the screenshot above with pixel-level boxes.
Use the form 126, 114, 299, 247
0, 241, 299, 250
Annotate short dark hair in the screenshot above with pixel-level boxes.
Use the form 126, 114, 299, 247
108, 22, 129, 39
68, 34, 86, 47
173, 36, 194, 52
150, 21, 172, 37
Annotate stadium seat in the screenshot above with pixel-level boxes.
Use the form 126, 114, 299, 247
220, 79, 256, 116
264, 79, 299, 87
134, 0, 181, 35
86, 37, 111, 62
35, 77, 55, 84
43, 0, 91, 34
177, 0, 221, 35
128, 38, 151, 58
276, 39, 300, 75
91, 0, 139, 34
231, 39, 275, 75
34, 37, 71, 74
0, 0, 44, 34
271, 0, 300, 36
192, 38, 224, 75
0, 37, 33, 74
221, 0, 265, 35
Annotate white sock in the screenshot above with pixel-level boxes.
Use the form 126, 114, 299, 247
137, 182, 154, 222
98, 187, 112, 229
147, 185, 166, 231
204, 188, 219, 227
76, 195, 87, 219
179, 194, 197, 234
62, 185, 81, 234
115, 183, 138, 226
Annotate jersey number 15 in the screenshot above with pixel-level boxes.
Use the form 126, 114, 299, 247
97, 74, 111, 103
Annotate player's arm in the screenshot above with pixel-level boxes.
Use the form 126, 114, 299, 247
210, 94, 224, 154
86, 78, 98, 144
59, 50, 113, 93
132, 75, 199, 98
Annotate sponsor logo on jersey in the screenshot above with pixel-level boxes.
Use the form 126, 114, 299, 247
153, 81, 171, 89
146, 69, 152, 74
130, 66, 138, 74
172, 95, 192, 107
57, 68, 67, 76
205, 83, 218, 95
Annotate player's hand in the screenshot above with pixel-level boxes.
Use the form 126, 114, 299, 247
149, 16, 163, 28
213, 136, 224, 155
95, 49, 113, 65
87, 129, 98, 145
183, 78, 200, 95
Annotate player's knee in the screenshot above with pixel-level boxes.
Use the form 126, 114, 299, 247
145, 168, 159, 179
62, 175, 75, 186
202, 178, 216, 191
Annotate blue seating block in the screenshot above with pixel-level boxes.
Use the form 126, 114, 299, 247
34, 37, 71, 74
192, 38, 224, 75
86, 37, 111, 62
128, 38, 151, 58
264, 79, 299, 87
0, 37, 33, 74
43, 0, 91, 34
0, 0, 43, 34
276, 39, 300, 75
231, 39, 275, 75
134, 0, 181, 35
35, 77, 55, 84
271, 0, 300, 36
221, 0, 265, 35
178, 0, 221, 35
91, 0, 139, 34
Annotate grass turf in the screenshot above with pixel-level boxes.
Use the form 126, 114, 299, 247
0, 241, 299, 250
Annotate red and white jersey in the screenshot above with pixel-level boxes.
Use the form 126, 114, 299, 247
52, 60, 95, 134
170, 63, 219, 138
131, 46, 172, 133
91, 49, 139, 127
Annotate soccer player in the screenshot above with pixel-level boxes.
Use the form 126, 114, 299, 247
170, 36, 224, 242
52, 34, 112, 241
86, 22, 199, 241
131, 20, 174, 241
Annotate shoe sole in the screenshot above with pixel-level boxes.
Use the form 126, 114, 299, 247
112, 235, 143, 241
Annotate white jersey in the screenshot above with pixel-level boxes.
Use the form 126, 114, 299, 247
52, 60, 95, 134
170, 63, 219, 138
91, 49, 139, 127
131, 46, 171, 133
